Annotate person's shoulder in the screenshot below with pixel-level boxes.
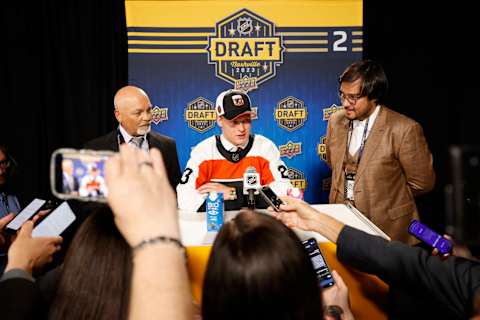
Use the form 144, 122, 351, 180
383, 107, 420, 129
148, 131, 176, 145
84, 131, 116, 150
193, 135, 216, 150
329, 109, 347, 124
253, 134, 275, 146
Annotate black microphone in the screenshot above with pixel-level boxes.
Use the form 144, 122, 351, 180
243, 166, 260, 209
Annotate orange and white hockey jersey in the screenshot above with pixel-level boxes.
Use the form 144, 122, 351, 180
177, 134, 292, 212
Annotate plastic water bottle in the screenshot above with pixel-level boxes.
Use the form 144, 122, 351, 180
206, 191, 224, 232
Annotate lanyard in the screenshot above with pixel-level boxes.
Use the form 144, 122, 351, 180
346, 118, 370, 166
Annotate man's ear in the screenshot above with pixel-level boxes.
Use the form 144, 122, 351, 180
114, 109, 121, 123
217, 117, 223, 128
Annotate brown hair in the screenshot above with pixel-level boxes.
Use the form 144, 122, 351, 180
49, 206, 132, 320
202, 211, 323, 320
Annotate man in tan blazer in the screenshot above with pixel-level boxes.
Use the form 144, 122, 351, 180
326, 60, 435, 244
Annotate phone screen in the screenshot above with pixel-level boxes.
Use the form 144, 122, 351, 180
259, 186, 283, 211
302, 238, 334, 288
408, 220, 452, 254
32, 202, 76, 237
51, 149, 113, 202
5, 198, 46, 232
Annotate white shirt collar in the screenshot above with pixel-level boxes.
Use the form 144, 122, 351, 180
220, 134, 248, 152
352, 105, 381, 130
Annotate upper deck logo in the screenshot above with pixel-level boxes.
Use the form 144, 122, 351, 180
207, 8, 284, 92
279, 141, 302, 159
323, 104, 341, 121
184, 97, 216, 133
151, 106, 168, 125
275, 96, 308, 131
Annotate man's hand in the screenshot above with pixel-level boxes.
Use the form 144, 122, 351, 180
197, 182, 236, 200
105, 145, 179, 247
5, 221, 62, 275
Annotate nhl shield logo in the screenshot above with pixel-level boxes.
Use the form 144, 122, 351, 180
247, 175, 257, 186
184, 97, 216, 133
207, 8, 284, 92
275, 96, 308, 132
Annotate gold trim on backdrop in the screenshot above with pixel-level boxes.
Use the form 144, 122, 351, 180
125, 1, 362, 27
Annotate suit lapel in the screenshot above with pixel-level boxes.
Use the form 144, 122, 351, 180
355, 107, 387, 182
333, 117, 350, 187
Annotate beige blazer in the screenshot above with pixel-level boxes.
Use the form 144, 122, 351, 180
326, 107, 435, 243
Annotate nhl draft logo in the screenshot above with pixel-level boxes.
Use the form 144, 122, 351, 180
151, 106, 168, 125
317, 136, 327, 161
323, 104, 341, 121
279, 141, 302, 159
275, 96, 308, 131
207, 8, 284, 92
287, 167, 307, 190
184, 97, 216, 133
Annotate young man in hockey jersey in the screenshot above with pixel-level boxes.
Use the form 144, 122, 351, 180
177, 89, 292, 212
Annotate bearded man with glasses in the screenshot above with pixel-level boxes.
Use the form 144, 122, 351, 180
325, 60, 435, 244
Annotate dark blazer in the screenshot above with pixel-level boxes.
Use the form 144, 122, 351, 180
326, 107, 435, 243
0, 278, 47, 320
337, 226, 480, 319
84, 130, 181, 189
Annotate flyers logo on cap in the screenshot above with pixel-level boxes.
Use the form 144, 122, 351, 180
207, 8, 284, 92
232, 95, 245, 107
275, 96, 308, 132
151, 106, 168, 125
184, 97, 216, 133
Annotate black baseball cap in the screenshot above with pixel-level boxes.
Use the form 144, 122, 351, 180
215, 89, 252, 120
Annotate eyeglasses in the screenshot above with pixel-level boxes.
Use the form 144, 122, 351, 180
0, 159, 10, 169
338, 91, 364, 105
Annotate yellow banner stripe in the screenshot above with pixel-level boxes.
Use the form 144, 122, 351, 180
352, 31, 363, 36
278, 32, 328, 37
285, 48, 329, 53
128, 48, 207, 53
128, 32, 213, 37
129, 40, 208, 45
126, 1, 362, 27
352, 39, 363, 44
284, 40, 328, 45
352, 47, 363, 52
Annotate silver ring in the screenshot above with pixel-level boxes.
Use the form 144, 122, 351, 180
138, 161, 153, 170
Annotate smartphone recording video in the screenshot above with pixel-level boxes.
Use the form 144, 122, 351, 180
259, 186, 284, 212
302, 238, 335, 288
50, 148, 114, 202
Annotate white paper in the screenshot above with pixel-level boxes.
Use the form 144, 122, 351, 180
32, 202, 76, 237
6, 198, 46, 230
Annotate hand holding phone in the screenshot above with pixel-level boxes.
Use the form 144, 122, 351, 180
50, 148, 114, 203
408, 220, 453, 255
259, 186, 284, 212
5, 198, 47, 234
302, 237, 334, 288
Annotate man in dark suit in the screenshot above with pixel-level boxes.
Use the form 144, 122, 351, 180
84, 85, 181, 189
